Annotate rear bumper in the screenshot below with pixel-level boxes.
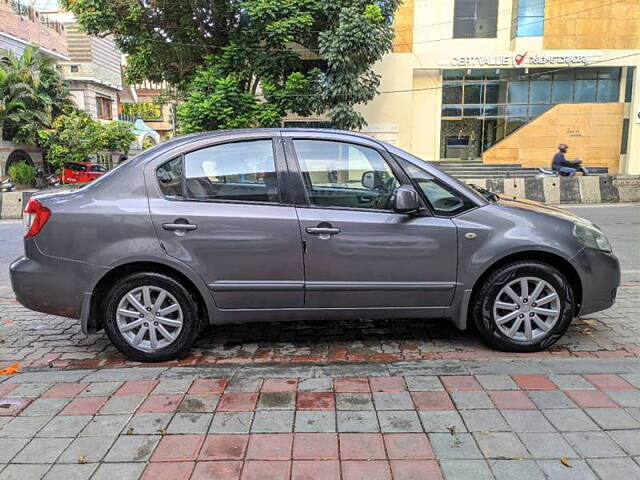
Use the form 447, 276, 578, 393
571, 247, 621, 316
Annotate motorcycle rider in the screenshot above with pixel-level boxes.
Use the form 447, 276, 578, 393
552, 144, 589, 176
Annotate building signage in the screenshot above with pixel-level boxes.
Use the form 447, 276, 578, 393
443, 52, 599, 68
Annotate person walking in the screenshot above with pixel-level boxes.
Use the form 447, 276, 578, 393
551, 144, 589, 176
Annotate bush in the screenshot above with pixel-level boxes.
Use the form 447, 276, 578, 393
8, 161, 36, 186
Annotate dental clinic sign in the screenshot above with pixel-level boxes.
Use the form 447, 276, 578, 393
441, 52, 600, 68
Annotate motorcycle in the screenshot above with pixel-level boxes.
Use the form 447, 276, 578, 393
34, 167, 61, 189
1, 177, 15, 192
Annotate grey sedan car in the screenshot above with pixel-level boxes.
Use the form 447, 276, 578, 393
11, 129, 620, 362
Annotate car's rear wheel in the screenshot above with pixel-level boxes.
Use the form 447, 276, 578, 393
472, 261, 575, 352
104, 272, 200, 362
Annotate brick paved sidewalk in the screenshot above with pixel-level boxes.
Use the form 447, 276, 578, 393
1, 363, 640, 480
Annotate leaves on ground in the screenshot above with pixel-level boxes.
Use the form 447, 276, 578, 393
560, 457, 573, 468
0, 363, 20, 375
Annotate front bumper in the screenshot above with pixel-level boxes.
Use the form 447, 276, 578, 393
571, 247, 621, 316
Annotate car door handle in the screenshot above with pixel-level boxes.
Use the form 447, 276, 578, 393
306, 227, 341, 235
162, 223, 197, 231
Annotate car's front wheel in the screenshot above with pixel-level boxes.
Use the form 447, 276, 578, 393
104, 272, 200, 362
472, 261, 575, 352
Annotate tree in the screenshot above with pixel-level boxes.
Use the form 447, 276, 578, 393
102, 121, 136, 155
61, 0, 401, 130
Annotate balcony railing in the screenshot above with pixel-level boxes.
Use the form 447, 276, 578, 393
8, 0, 65, 35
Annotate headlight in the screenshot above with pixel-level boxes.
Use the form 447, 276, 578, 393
573, 223, 612, 252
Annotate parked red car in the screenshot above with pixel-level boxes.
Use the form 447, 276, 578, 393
62, 162, 107, 184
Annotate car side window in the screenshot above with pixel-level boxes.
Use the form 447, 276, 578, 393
157, 157, 183, 200
293, 139, 399, 210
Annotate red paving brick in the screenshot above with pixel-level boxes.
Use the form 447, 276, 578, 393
151, 434, 205, 462
334, 378, 370, 393
0, 397, 31, 416
293, 433, 339, 460
410, 392, 454, 410
390, 460, 443, 480
440, 376, 481, 391
512, 375, 557, 390
369, 377, 406, 392
241, 460, 291, 480
246, 433, 293, 460
217, 393, 259, 412
188, 378, 228, 394
0, 384, 17, 397
583, 374, 635, 391
60, 396, 108, 415
115, 380, 158, 396
339, 433, 386, 460
292, 460, 340, 480
383, 434, 434, 460
262, 379, 298, 392
488, 390, 537, 410
199, 434, 249, 460
138, 394, 183, 413
342, 460, 392, 480
141, 461, 194, 480
192, 461, 242, 480
42, 383, 88, 398
565, 390, 619, 408
296, 393, 335, 410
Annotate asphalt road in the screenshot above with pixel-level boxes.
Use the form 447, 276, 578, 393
0, 203, 638, 297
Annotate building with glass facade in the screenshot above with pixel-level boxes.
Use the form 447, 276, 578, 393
355, 0, 640, 174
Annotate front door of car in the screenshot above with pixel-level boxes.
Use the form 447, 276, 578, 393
147, 136, 305, 309
285, 136, 459, 309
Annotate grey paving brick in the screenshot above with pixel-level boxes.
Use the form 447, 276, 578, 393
372, 392, 413, 410
605, 390, 640, 408
209, 412, 253, 434
99, 396, 144, 415
0, 418, 10, 431
91, 463, 145, 480
78, 383, 122, 397
13, 437, 72, 464
81, 368, 164, 383
37, 415, 91, 438
256, 392, 295, 410
337, 411, 379, 432
527, 391, 577, 409
125, 413, 173, 435
543, 409, 599, 432
460, 409, 509, 432
429, 433, 483, 459
43, 464, 97, 480
0, 416, 51, 437
225, 378, 261, 392
251, 410, 294, 433
0, 437, 29, 463
502, 410, 555, 433
5, 371, 91, 385
628, 408, 640, 423
476, 375, 518, 391
80, 414, 131, 436
518, 432, 577, 459
57, 435, 116, 464
450, 391, 493, 410
297, 378, 332, 392
419, 410, 466, 433
489, 459, 545, 480
152, 378, 193, 394
336, 393, 374, 411
103, 435, 160, 462
294, 410, 336, 433
177, 394, 219, 413
563, 431, 626, 458
585, 408, 640, 430
378, 411, 422, 433
440, 459, 493, 480
0, 464, 50, 480
588, 457, 640, 480
404, 376, 443, 391
620, 374, 640, 389
549, 375, 596, 390
474, 432, 529, 459
167, 413, 212, 434
6, 383, 51, 398
607, 429, 640, 455
20, 398, 70, 416
537, 459, 597, 480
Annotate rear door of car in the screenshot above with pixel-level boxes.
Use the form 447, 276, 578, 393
146, 132, 305, 309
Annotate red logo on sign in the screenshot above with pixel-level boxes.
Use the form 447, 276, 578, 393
514, 52, 528, 66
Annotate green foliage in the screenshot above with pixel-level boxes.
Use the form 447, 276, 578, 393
61, 0, 401, 130
121, 102, 162, 121
7, 161, 36, 186
101, 121, 136, 154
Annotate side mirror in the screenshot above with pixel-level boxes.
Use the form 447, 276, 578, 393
361, 171, 375, 189
394, 185, 421, 214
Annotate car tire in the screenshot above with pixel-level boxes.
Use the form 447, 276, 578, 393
472, 260, 574, 352
103, 272, 201, 362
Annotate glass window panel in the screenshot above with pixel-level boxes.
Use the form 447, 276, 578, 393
474, 17, 497, 37
553, 70, 575, 80
519, 0, 544, 15
465, 69, 486, 80
575, 80, 597, 102
442, 105, 463, 117
157, 157, 183, 200
598, 67, 621, 80
517, 16, 544, 36
507, 105, 528, 117
453, 18, 475, 38
455, 0, 476, 17
508, 82, 529, 103
625, 67, 635, 102
464, 83, 483, 103
552, 80, 574, 103
529, 104, 552, 117
506, 118, 527, 135
485, 82, 508, 103
444, 69, 466, 80
530, 80, 552, 103
443, 84, 463, 104
575, 68, 598, 80
463, 105, 482, 117
596, 80, 619, 102
532, 69, 554, 80
483, 104, 506, 117
477, 0, 498, 18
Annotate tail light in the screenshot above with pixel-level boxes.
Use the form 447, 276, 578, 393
23, 198, 51, 238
